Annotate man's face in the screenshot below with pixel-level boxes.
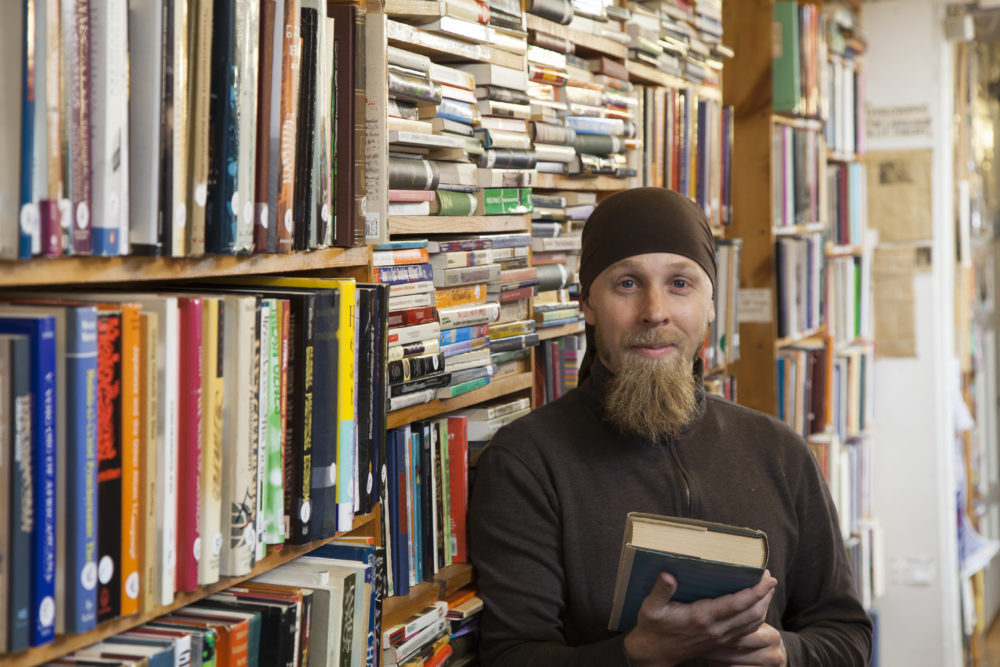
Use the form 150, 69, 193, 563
582, 252, 715, 374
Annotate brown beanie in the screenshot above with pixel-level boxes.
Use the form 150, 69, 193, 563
577, 187, 717, 381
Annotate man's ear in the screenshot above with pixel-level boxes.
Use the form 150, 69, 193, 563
708, 296, 716, 324
582, 294, 596, 326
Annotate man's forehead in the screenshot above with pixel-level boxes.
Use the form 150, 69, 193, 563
602, 252, 708, 276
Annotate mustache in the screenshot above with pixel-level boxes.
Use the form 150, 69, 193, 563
622, 330, 684, 347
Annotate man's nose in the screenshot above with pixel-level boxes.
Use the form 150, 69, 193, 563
641, 288, 670, 325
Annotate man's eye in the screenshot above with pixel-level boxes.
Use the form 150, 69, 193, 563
619, 279, 635, 289
673, 279, 690, 289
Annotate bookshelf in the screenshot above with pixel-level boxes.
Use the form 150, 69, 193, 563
0, 513, 380, 667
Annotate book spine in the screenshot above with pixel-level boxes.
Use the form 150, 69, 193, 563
284, 296, 313, 545
356, 287, 376, 517
274, 0, 301, 254
138, 312, 158, 613
157, 301, 179, 604
254, 0, 278, 254
176, 298, 203, 592
119, 306, 142, 616
19, 1, 37, 259
439, 324, 490, 345
376, 263, 435, 286
187, 0, 215, 256
335, 280, 357, 530
95, 311, 123, 622
235, 0, 261, 253
263, 299, 285, 544
206, 0, 238, 254
387, 158, 440, 191
292, 5, 317, 252
61, 308, 99, 632
309, 290, 339, 540
220, 298, 257, 576
254, 299, 271, 561
198, 299, 223, 584
67, 0, 92, 254
9, 337, 32, 651
170, 0, 191, 256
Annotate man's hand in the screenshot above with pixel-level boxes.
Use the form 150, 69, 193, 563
623, 571, 779, 667
703, 623, 788, 666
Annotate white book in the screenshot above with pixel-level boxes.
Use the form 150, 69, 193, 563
235, 0, 262, 253
387, 292, 435, 312
90, 0, 129, 256
170, 0, 192, 256
0, 3, 23, 259
384, 619, 449, 664
128, 0, 165, 254
219, 295, 258, 576
255, 299, 273, 561
388, 321, 443, 346
454, 62, 527, 90
388, 388, 436, 411
428, 62, 475, 91
438, 302, 501, 329
389, 131, 467, 150
434, 263, 502, 288
429, 248, 493, 270
251, 564, 346, 667
389, 279, 436, 297
389, 202, 432, 216
425, 15, 489, 43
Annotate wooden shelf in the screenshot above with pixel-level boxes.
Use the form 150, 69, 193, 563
827, 151, 858, 163
525, 14, 627, 60
0, 246, 373, 287
386, 19, 524, 71
387, 372, 533, 428
383, 564, 475, 629
388, 214, 530, 235
775, 325, 829, 349
384, 0, 442, 20
1, 512, 380, 667
536, 319, 584, 341
771, 114, 823, 131
828, 243, 864, 257
534, 173, 630, 191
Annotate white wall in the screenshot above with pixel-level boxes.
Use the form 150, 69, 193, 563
862, 1, 961, 665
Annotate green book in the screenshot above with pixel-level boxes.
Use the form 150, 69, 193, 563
772, 1, 802, 113
477, 187, 534, 215
264, 298, 285, 544
435, 189, 477, 216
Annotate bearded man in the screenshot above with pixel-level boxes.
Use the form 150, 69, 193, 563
469, 188, 872, 666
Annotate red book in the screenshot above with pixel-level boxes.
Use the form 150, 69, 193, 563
373, 246, 431, 266
425, 643, 453, 667
388, 189, 436, 202
176, 297, 203, 592
387, 306, 437, 329
499, 286, 536, 303
530, 251, 567, 266
446, 416, 469, 562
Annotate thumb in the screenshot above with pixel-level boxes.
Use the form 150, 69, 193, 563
647, 572, 679, 605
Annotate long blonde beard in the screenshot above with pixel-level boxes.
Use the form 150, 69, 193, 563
602, 330, 700, 440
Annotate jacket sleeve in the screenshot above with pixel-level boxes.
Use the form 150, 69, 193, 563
777, 443, 873, 666
469, 434, 632, 667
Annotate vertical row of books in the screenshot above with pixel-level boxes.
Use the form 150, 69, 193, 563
770, 0, 881, 615
35, 541, 386, 667
0, 0, 366, 261
0, 280, 390, 653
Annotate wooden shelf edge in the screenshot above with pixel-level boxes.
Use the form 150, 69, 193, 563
387, 372, 533, 428
772, 222, 827, 236
1, 512, 380, 667
534, 173, 630, 191
383, 564, 475, 628
775, 325, 829, 349
771, 114, 823, 130
388, 214, 530, 235
525, 14, 626, 59
0, 246, 373, 287
536, 319, 584, 341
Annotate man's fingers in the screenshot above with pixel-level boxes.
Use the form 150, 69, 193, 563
648, 572, 679, 604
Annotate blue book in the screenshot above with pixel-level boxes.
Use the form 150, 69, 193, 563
19, 4, 35, 259
206, 0, 239, 254
410, 429, 423, 584
63, 306, 100, 632
0, 313, 58, 645
607, 513, 768, 633
376, 263, 435, 286
441, 336, 489, 358
386, 428, 409, 596
439, 324, 487, 346
7, 334, 32, 651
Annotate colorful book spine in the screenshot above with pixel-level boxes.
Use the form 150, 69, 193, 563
8, 335, 33, 651
263, 298, 285, 544
94, 309, 123, 623
274, 0, 301, 253
198, 298, 223, 584
176, 298, 203, 592
19, 1, 37, 259
64, 306, 99, 633
333, 280, 357, 530
375, 263, 435, 286
118, 305, 142, 615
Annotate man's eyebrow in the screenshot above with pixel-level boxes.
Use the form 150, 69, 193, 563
606, 257, 702, 273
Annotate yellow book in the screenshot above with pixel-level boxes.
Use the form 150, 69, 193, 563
198, 297, 224, 584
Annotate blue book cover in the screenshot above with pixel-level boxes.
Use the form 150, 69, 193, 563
439, 324, 487, 346
0, 314, 58, 645
63, 306, 100, 633
441, 337, 489, 359
7, 335, 33, 651
376, 263, 435, 286
610, 546, 765, 634
410, 429, 423, 584
19, 3, 35, 260
386, 428, 409, 597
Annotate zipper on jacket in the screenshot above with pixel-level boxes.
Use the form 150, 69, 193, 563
664, 436, 692, 514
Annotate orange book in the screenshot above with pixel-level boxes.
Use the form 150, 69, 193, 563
174, 608, 251, 667
274, 0, 302, 254
445, 587, 476, 608
97, 301, 142, 617
424, 643, 453, 667
435, 284, 488, 309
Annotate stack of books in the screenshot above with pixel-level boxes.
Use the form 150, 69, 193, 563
489, 0, 530, 55
454, 396, 533, 468
428, 238, 504, 399
376, 241, 453, 411
445, 589, 486, 667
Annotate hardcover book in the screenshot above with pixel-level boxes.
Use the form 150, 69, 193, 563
608, 512, 769, 633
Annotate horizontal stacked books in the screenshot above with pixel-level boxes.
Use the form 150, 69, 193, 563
38, 541, 383, 667
0, 1, 365, 259
0, 283, 387, 650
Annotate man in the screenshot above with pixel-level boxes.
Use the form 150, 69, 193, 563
469, 188, 872, 666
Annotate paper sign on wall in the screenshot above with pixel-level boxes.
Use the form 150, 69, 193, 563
865, 149, 933, 243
